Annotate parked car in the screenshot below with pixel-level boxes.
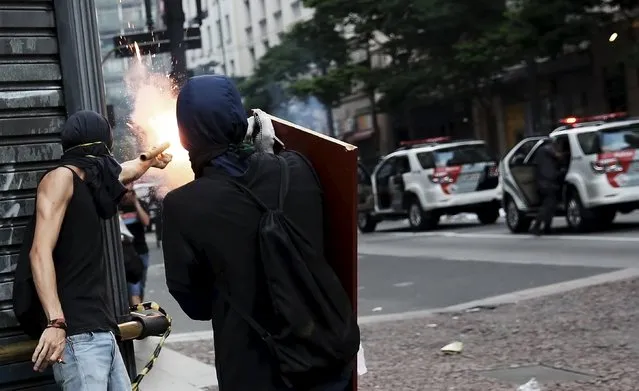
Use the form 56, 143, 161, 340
500, 112, 639, 233
357, 137, 501, 232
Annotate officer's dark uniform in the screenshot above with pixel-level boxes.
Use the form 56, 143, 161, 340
531, 141, 566, 235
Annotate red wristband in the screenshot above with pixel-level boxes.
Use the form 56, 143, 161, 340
47, 318, 67, 331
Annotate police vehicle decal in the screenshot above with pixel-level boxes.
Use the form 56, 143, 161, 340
596, 150, 639, 188
432, 162, 497, 194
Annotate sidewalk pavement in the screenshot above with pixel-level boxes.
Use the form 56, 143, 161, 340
133, 337, 217, 390
164, 276, 639, 390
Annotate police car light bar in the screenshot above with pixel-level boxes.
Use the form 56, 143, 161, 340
399, 136, 451, 146
559, 112, 628, 125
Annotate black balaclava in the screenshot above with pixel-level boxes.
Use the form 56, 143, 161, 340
60, 110, 127, 219
176, 75, 250, 178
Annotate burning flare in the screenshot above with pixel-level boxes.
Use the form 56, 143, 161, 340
124, 56, 193, 195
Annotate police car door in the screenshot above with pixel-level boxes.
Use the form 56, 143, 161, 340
373, 157, 397, 212
505, 137, 543, 207
389, 155, 409, 211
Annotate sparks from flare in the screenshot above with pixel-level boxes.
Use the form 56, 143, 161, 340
124, 57, 193, 194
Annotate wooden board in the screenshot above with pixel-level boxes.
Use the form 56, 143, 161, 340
268, 114, 359, 390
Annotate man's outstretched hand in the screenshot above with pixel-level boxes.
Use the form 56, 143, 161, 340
150, 152, 172, 169
32, 327, 66, 372
119, 153, 173, 185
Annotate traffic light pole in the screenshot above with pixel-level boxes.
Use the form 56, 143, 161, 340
164, 0, 188, 87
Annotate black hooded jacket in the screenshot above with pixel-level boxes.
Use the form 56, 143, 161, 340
162, 76, 327, 390
535, 143, 566, 191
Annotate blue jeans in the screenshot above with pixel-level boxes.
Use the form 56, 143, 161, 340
128, 252, 149, 298
53, 331, 130, 391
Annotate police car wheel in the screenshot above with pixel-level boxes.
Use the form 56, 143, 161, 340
408, 200, 438, 231
505, 197, 531, 233
566, 192, 593, 232
358, 212, 377, 233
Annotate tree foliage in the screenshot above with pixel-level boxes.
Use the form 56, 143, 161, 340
241, 0, 638, 129
237, 10, 353, 135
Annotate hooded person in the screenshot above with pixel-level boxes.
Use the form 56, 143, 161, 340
12, 110, 171, 389
59, 110, 127, 217
162, 75, 353, 391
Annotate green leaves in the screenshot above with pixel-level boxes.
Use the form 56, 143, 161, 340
241, 0, 636, 116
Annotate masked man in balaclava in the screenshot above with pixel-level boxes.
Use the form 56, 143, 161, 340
23, 110, 171, 389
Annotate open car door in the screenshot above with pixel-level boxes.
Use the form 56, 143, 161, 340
507, 138, 548, 207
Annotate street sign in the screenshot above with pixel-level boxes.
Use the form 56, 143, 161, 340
112, 27, 201, 58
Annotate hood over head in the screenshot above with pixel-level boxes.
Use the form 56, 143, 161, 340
61, 110, 113, 151
176, 75, 249, 177
59, 110, 126, 219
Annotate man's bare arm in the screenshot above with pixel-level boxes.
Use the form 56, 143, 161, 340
30, 168, 74, 321
119, 154, 172, 186
119, 158, 153, 186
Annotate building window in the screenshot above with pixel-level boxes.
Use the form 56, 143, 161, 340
291, 1, 301, 19
225, 15, 232, 43
96, 8, 120, 30
104, 58, 125, 74
230, 59, 236, 76
263, 39, 270, 51
121, 5, 144, 27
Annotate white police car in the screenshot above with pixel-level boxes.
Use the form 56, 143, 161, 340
357, 137, 501, 232
500, 112, 639, 233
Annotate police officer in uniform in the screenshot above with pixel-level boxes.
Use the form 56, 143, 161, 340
531, 138, 568, 236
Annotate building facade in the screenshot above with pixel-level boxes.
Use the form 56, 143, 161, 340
183, 0, 312, 77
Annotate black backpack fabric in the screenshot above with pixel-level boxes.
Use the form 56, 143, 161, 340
219, 155, 360, 389
12, 215, 47, 340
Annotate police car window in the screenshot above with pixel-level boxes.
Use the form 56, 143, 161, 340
432, 144, 492, 167
395, 156, 410, 173
416, 152, 436, 169
357, 164, 371, 184
510, 139, 538, 164
375, 158, 395, 181
527, 140, 550, 162
577, 126, 639, 155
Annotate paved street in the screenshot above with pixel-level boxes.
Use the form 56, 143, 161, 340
137, 212, 639, 390
144, 212, 639, 334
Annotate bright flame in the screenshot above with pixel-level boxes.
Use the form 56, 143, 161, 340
125, 61, 193, 195
133, 42, 142, 63
609, 32, 618, 42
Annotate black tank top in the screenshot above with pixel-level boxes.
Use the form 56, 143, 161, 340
52, 167, 118, 336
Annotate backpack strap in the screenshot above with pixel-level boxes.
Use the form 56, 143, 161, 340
276, 155, 290, 211
229, 155, 290, 212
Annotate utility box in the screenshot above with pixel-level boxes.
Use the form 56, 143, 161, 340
0, 1, 133, 389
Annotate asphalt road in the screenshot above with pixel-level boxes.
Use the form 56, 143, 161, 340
144, 212, 639, 334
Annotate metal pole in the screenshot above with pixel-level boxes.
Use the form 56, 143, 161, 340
216, 0, 228, 75
144, 0, 155, 31
164, 0, 188, 87
53, 0, 136, 379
